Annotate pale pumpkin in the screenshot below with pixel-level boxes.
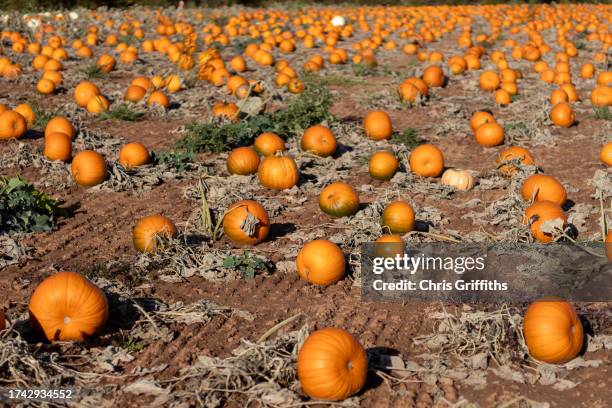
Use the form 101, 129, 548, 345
297, 327, 367, 400
296, 239, 345, 285
29, 271, 108, 342
133, 214, 177, 252
441, 169, 474, 191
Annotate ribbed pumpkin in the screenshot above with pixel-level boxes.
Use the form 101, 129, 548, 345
374, 234, 404, 258
521, 174, 567, 205
71, 150, 107, 186
119, 142, 150, 168
258, 155, 299, 190
28, 271, 108, 342
44, 132, 72, 162
45, 116, 76, 140
382, 200, 415, 234
496, 146, 535, 176
363, 111, 393, 140
319, 182, 360, 218
223, 200, 269, 245
369, 151, 399, 180
301, 125, 337, 157
227, 147, 260, 175
524, 200, 567, 243
296, 239, 345, 285
409, 144, 444, 177
254, 132, 285, 156
523, 298, 583, 364
133, 214, 177, 252
297, 327, 367, 401
441, 169, 474, 191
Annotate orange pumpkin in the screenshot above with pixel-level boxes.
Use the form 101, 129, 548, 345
147, 90, 170, 108
74, 81, 100, 107
44, 132, 72, 162
227, 146, 260, 175
479, 71, 500, 91
549, 102, 575, 128
369, 151, 399, 180
301, 125, 337, 157
297, 327, 367, 400
37, 78, 56, 94
119, 142, 150, 168
0, 111, 27, 140
382, 200, 415, 233
296, 240, 345, 285
133, 214, 177, 252
45, 116, 75, 140
71, 150, 107, 186
124, 85, 147, 102
409, 144, 444, 177
470, 111, 495, 133
422, 65, 445, 87
374, 234, 404, 258
521, 174, 567, 205
496, 146, 535, 176
13, 104, 35, 126
600, 143, 612, 166
254, 132, 285, 156
319, 182, 360, 217
363, 111, 393, 140
258, 155, 299, 190
524, 200, 567, 243
28, 271, 108, 342
223, 200, 269, 245
523, 298, 583, 364
474, 122, 504, 147
605, 231, 612, 262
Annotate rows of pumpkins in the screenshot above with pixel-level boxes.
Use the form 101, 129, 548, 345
0, 2, 611, 402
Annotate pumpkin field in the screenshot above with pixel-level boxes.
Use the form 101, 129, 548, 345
0, 2, 611, 407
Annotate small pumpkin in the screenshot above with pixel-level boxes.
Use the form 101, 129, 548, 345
441, 168, 474, 191
71, 150, 107, 186
124, 85, 147, 102
363, 111, 393, 140
44, 132, 72, 162
474, 122, 504, 147
14, 104, 35, 125
74, 81, 100, 107
258, 155, 299, 190
133, 214, 177, 252
521, 174, 566, 205
301, 125, 337, 157
479, 71, 500, 91
409, 144, 444, 177
297, 327, 367, 401
119, 142, 150, 168
496, 146, 535, 176
599, 142, 611, 166
87, 94, 110, 114
523, 297, 583, 364
45, 116, 75, 140
28, 271, 108, 342
382, 200, 415, 234
524, 200, 567, 243
374, 234, 404, 258
470, 111, 495, 133
319, 182, 360, 218
254, 132, 285, 156
422, 65, 445, 87
147, 90, 170, 108
369, 151, 399, 180
549, 102, 575, 128
227, 146, 260, 175
296, 239, 345, 285
0, 110, 27, 140
223, 200, 269, 245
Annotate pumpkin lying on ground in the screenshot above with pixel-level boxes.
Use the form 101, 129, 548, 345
254, 132, 285, 156
119, 142, 150, 168
474, 122, 504, 147
369, 151, 399, 180
297, 327, 367, 401
0, 110, 27, 140
301, 125, 337, 157
363, 110, 392, 140
600, 142, 612, 166
133, 214, 177, 252
71, 150, 107, 186
441, 169, 474, 191
223, 200, 269, 245
524, 200, 567, 243
258, 155, 299, 190
45, 116, 76, 140
496, 146, 534, 176
44, 132, 72, 162
374, 234, 404, 258
28, 271, 108, 342
523, 297, 583, 364
319, 182, 360, 217
382, 200, 415, 234
521, 174, 567, 205
409, 143, 444, 177
227, 146, 260, 175
296, 239, 345, 285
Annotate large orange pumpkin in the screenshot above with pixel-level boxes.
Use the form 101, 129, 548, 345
523, 298, 583, 364
74, 81, 100, 107
254, 132, 285, 156
28, 271, 108, 342
133, 214, 177, 252
0, 110, 27, 140
45, 116, 75, 140
422, 65, 445, 87
369, 151, 399, 180
258, 155, 299, 190
521, 174, 567, 205
119, 142, 150, 168
363, 111, 393, 140
44, 132, 72, 162
296, 240, 345, 285
301, 125, 337, 157
549, 102, 575, 128
479, 71, 500, 91
496, 146, 535, 176
524, 200, 567, 243
599, 142, 611, 166
223, 200, 269, 245
319, 182, 360, 218
409, 144, 444, 177
470, 111, 495, 133
297, 327, 367, 400
474, 122, 504, 147
71, 150, 107, 186
227, 147, 260, 175
382, 200, 415, 233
